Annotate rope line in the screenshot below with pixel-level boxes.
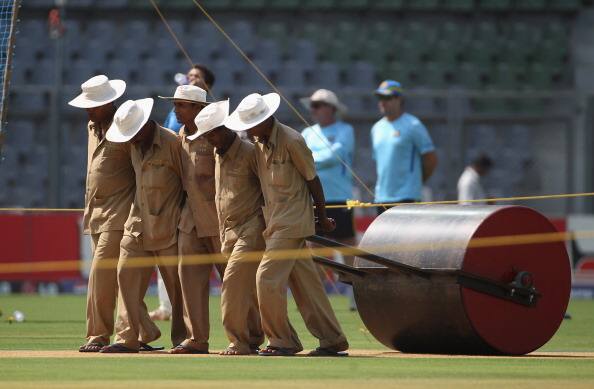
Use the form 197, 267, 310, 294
1, 191, 592, 213
0, 228, 587, 275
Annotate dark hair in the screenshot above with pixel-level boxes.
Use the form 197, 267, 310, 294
472, 154, 493, 170
192, 63, 215, 89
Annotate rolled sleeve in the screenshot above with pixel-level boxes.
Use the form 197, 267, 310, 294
287, 138, 317, 181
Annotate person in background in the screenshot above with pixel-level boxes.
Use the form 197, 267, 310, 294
162, 64, 216, 133
300, 89, 357, 311
151, 64, 216, 321
371, 80, 438, 215
457, 154, 493, 205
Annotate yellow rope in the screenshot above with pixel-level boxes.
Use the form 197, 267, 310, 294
2, 191, 593, 213
0, 228, 585, 275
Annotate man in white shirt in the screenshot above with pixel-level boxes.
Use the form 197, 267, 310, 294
457, 154, 492, 205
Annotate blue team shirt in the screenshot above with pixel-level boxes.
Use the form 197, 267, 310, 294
301, 121, 354, 202
163, 109, 182, 133
371, 112, 435, 203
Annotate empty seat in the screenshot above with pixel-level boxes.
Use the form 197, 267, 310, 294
302, 0, 334, 9
235, 0, 268, 9
345, 61, 375, 88
515, 0, 546, 10
549, 0, 581, 11
489, 62, 523, 89
339, 0, 368, 8
312, 62, 340, 88
407, 0, 440, 10
95, 0, 127, 7
105, 59, 132, 81
443, 0, 474, 11
292, 39, 317, 71
524, 63, 553, 90
268, 0, 300, 9
65, 60, 97, 85
277, 61, 306, 88
210, 60, 235, 89
370, 0, 404, 9
478, 0, 512, 10
9, 90, 46, 112
6, 120, 35, 146
252, 39, 282, 69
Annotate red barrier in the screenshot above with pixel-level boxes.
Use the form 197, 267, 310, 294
0, 213, 81, 281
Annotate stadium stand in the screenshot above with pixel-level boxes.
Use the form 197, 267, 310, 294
1, 0, 592, 208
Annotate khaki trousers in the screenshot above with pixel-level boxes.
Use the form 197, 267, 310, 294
256, 238, 348, 351
220, 215, 265, 353
114, 234, 185, 350
85, 230, 122, 345
177, 230, 224, 351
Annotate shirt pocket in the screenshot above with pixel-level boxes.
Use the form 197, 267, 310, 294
194, 152, 215, 177
145, 160, 169, 216
225, 171, 249, 198
270, 158, 291, 187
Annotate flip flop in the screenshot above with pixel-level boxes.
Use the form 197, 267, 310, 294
139, 342, 165, 352
170, 344, 209, 354
307, 347, 349, 357
99, 343, 138, 353
78, 342, 105, 353
258, 346, 296, 357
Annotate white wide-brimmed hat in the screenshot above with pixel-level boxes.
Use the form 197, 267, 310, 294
224, 92, 280, 132
300, 89, 347, 114
105, 98, 154, 143
158, 85, 210, 105
68, 75, 126, 109
188, 99, 230, 141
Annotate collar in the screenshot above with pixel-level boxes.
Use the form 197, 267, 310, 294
220, 135, 241, 162
90, 118, 113, 139
179, 124, 200, 142
150, 121, 162, 149
265, 118, 280, 149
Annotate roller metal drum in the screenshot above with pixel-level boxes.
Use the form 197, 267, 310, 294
310, 205, 571, 355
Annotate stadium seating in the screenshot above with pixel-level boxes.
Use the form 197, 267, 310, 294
2, 1, 590, 207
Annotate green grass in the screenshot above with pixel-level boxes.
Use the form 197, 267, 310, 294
0, 295, 593, 388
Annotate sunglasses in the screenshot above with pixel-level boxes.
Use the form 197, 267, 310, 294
310, 102, 329, 110
377, 95, 398, 101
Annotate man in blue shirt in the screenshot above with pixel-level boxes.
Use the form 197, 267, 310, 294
371, 80, 437, 215
163, 64, 216, 133
301, 89, 357, 310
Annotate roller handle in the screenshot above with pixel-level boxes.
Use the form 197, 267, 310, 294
307, 235, 431, 279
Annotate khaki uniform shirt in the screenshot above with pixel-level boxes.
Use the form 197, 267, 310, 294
215, 136, 263, 242
178, 126, 219, 238
83, 120, 135, 235
254, 120, 317, 239
124, 124, 183, 251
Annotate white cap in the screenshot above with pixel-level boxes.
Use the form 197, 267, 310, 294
158, 84, 209, 104
300, 88, 347, 114
68, 75, 126, 109
188, 99, 230, 141
105, 98, 154, 143
224, 92, 281, 132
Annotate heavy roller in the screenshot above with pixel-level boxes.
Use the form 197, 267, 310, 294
308, 205, 571, 355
